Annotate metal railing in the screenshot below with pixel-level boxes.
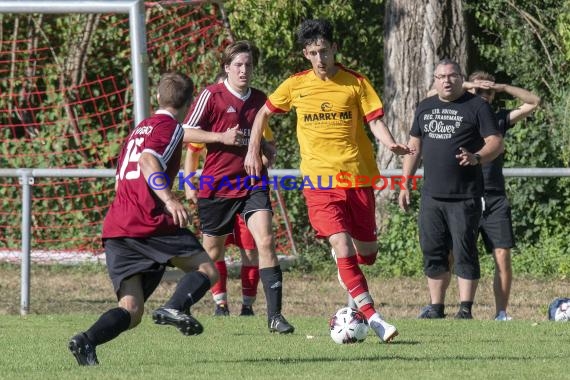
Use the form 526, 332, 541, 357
2, 167, 570, 315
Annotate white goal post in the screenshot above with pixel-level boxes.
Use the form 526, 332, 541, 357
0, 0, 150, 315
0, 0, 150, 126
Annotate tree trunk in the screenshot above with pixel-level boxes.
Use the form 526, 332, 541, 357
377, 0, 469, 229
60, 14, 100, 152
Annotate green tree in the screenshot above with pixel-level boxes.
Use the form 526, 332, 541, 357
225, 0, 385, 253
468, 0, 570, 273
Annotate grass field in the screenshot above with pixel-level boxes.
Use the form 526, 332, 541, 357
1, 264, 569, 379
0, 314, 569, 379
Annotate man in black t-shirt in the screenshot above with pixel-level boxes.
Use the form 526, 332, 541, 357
465, 71, 540, 321
399, 59, 504, 319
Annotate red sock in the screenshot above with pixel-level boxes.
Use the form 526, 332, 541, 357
356, 252, 377, 265
211, 260, 228, 297
241, 265, 259, 298
337, 256, 375, 319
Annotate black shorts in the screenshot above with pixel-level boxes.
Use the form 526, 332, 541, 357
419, 196, 482, 280
104, 229, 204, 301
197, 189, 272, 236
479, 192, 515, 252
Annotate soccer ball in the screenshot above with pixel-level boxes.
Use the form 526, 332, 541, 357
329, 307, 369, 344
554, 301, 570, 322
548, 297, 570, 321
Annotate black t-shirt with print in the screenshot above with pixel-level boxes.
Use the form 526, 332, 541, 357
482, 109, 511, 192
411, 92, 499, 198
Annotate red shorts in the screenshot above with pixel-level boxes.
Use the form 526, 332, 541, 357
303, 187, 377, 241
225, 214, 256, 250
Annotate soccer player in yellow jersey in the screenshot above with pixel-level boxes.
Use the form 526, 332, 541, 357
245, 19, 413, 343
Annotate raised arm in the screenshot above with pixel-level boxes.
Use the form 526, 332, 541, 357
494, 83, 541, 125
467, 79, 541, 125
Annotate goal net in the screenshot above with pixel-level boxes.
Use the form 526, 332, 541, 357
0, 1, 296, 263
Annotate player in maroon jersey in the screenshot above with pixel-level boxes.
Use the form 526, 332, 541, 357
182, 41, 294, 334
68, 72, 218, 366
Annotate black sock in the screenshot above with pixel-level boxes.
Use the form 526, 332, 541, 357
460, 301, 473, 313
85, 307, 131, 346
164, 271, 211, 311
260, 266, 282, 318
431, 303, 445, 315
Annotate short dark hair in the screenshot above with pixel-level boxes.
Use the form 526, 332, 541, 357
157, 71, 194, 109
297, 19, 334, 47
435, 58, 463, 77
221, 40, 259, 67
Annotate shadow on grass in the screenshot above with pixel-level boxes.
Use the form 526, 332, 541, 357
202, 352, 568, 364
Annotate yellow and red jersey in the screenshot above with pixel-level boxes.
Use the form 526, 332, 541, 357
266, 64, 382, 187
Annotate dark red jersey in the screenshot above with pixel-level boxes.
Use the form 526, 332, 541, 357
183, 81, 267, 198
103, 110, 184, 238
